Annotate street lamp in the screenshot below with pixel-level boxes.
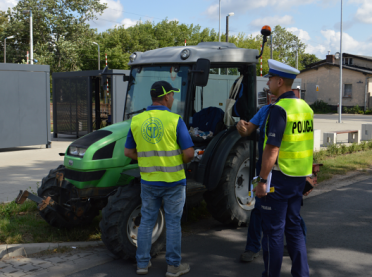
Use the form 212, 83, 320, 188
219, 0, 221, 42
22, 10, 33, 65
92, 42, 100, 70
4, 35, 15, 63
338, 0, 343, 123
226, 12, 234, 42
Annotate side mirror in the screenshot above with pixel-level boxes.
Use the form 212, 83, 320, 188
192, 58, 210, 87
123, 74, 130, 82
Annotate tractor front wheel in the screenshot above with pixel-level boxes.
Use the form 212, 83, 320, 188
100, 180, 166, 259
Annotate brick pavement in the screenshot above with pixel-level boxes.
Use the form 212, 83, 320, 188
0, 246, 114, 277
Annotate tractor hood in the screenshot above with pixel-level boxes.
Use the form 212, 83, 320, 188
64, 120, 132, 171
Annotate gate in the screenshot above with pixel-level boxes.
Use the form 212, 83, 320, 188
53, 70, 129, 138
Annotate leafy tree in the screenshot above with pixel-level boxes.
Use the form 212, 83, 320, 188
300, 53, 320, 69
3, 0, 106, 71
271, 25, 306, 69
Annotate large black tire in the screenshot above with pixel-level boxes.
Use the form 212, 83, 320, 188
100, 180, 166, 259
37, 165, 98, 229
204, 140, 254, 226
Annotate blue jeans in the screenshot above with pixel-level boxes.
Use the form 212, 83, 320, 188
136, 184, 186, 268
245, 197, 307, 253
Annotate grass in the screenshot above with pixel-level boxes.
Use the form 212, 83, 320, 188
314, 141, 372, 183
0, 200, 101, 245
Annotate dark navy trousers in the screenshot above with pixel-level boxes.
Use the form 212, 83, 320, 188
260, 172, 309, 277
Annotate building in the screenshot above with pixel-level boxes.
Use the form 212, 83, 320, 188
298, 53, 372, 110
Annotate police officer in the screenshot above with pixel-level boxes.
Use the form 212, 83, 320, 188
253, 60, 313, 277
124, 81, 194, 276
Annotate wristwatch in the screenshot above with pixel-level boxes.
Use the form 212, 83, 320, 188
258, 176, 267, 183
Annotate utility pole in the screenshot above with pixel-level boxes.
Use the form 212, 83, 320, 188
338, 0, 343, 123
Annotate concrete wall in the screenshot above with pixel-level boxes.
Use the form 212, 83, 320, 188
298, 65, 367, 107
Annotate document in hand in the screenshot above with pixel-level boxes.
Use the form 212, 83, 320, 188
248, 171, 275, 197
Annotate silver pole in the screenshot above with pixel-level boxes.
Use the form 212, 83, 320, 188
30, 10, 33, 65
4, 39, 6, 63
218, 0, 221, 75
338, 0, 343, 123
97, 44, 100, 70
296, 48, 298, 69
219, 0, 221, 42
270, 34, 273, 59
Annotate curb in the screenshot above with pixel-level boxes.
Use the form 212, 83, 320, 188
0, 241, 104, 260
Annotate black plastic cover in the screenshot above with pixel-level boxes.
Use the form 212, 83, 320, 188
65, 169, 106, 182
70, 130, 112, 148
93, 142, 116, 160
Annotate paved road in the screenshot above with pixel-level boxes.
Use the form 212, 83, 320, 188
62, 176, 372, 277
314, 114, 372, 144
0, 136, 73, 203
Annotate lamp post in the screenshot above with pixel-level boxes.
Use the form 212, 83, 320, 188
92, 42, 100, 70
4, 35, 15, 63
219, 0, 221, 42
22, 10, 33, 65
338, 0, 343, 123
226, 12, 234, 42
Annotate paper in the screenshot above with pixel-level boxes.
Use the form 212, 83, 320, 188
248, 171, 274, 197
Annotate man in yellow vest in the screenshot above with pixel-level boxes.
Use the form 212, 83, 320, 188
253, 60, 313, 277
124, 81, 194, 276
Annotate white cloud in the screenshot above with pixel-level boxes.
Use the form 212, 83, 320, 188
0, 0, 18, 11
250, 15, 294, 28
305, 29, 372, 59
121, 18, 138, 29
97, 0, 123, 22
204, 0, 316, 19
287, 27, 311, 42
350, 0, 372, 24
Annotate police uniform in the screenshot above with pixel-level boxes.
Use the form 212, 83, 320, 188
260, 60, 313, 277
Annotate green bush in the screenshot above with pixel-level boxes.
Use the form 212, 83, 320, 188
343, 107, 349, 113
348, 143, 358, 153
340, 144, 347, 154
314, 149, 326, 162
361, 141, 367, 151
368, 140, 372, 149
310, 100, 332, 114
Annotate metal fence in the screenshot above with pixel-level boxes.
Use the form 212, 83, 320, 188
53, 70, 129, 138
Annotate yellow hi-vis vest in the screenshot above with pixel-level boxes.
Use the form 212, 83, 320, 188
130, 109, 185, 183
264, 98, 314, 177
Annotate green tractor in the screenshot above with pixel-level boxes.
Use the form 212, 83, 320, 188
16, 27, 273, 259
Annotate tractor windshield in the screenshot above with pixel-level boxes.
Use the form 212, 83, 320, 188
124, 65, 189, 120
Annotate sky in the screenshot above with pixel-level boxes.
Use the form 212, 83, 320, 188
1, 0, 372, 59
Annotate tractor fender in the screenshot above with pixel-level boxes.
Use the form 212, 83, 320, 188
197, 127, 255, 191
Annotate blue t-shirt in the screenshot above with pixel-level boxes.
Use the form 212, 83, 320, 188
250, 105, 271, 174
125, 105, 194, 187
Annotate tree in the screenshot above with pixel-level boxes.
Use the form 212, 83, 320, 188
300, 53, 320, 69
271, 25, 306, 69
3, 0, 106, 71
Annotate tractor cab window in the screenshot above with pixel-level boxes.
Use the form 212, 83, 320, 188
124, 66, 189, 120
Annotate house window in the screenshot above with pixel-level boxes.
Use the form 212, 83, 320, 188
344, 84, 352, 97
342, 58, 353, 65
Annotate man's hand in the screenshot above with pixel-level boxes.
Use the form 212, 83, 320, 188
237, 120, 257, 137
253, 182, 267, 198
303, 189, 313, 197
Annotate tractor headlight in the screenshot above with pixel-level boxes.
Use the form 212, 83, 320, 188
129, 53, 137, 62
69, 146, 78, 155
78, 148, 86, 157
69, 146, 87, 157
180, 49, 190, 60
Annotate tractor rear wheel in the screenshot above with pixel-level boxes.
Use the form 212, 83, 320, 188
100, 180, 166, 259
204, 140, 255, 226
37, 165, 98, 229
